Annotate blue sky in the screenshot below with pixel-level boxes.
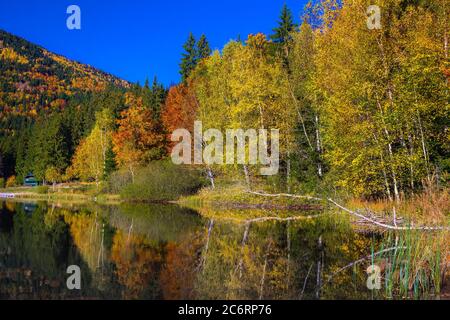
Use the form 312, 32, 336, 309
0, 0, 308, 86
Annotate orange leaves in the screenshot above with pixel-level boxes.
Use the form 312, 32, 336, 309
112, 93, 166, 171
246, 33, 271, 52
50, 98, 67, 110
161, 83, 198, 151
71, 77, 107, 92
111, 231, 162, 299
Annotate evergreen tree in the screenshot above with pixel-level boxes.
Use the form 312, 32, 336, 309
25, 114, 69, 182
271, 4, 297, 44
103, 145, 117, 180
180, 33, 197, 82
197, 34, 211, 60
144, 78, 150, 90
150, 76, 166, 118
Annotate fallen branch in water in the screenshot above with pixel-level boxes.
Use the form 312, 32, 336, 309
327, 198, 450, 231
247, 191, 323, 202
247, 191, 450, 231
215, 213, 326, 224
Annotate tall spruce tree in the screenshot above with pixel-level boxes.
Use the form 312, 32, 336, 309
197, 34, 211, 60
271, 4, 297, 44
180, 33, 197, 82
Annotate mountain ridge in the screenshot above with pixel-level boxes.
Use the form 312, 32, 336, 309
0, 29, 130, 117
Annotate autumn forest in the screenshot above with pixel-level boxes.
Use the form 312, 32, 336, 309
1, 0, 448, 203
0, 0, 449, 301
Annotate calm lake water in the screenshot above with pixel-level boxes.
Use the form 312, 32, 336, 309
0, 200, 444, 300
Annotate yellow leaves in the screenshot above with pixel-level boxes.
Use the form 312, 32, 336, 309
71, 77, 107, 92
68, 110, 114, 182
193, 34, 296, 158
5, 175, 16, 188
0, 47, 29, 64
62, 212, 104, 272
246, 33, 271, 52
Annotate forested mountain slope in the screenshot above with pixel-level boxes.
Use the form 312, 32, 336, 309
0, 29, 129, 117
0, 30, 165, 181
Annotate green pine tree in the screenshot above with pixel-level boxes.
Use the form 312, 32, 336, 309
271, 4, 297, 44
180, 33, 197, 82
103, 144, 117, 180
151, 76, 166, 117
197, 34, 211, 60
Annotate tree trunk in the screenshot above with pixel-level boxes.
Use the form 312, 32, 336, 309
129, 165, 135, 184
286, 155, 291, 194
315, 114, 323, 178
376, 96, 400, 203
315, 235, 323, 299
206, 166, 215, 189
200, 219, 214, 272
243, 165, 250, 190
416, 110, 431, 183
373, 132, 393, 201
288, 83, 314, 152
387, 141, 400, 203
259, 240, 272, 300
407, 133, 415, 190
286, 221, 291, 291
236, 222, 251, 278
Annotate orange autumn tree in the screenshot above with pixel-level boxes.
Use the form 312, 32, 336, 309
161, 82, 198, 152
111, 231, 163, 299
112, 93, 166, 181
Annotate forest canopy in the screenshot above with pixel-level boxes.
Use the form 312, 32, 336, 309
0, 0, 448, 202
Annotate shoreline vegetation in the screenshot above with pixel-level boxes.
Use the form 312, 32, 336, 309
1, 178, 448, 231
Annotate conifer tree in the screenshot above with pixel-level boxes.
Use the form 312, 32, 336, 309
180, 33, 197, 82
197, 34, 211, 60
271, 4, 297, 44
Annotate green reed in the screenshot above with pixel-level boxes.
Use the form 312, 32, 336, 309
373, 228, 446, 300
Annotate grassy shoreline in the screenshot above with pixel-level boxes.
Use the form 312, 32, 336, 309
178, 184, 450, 226
0, 185, 121, 205
2, 183, 449, 228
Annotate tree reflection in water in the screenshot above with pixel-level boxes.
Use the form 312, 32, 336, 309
0, 200, 444, 300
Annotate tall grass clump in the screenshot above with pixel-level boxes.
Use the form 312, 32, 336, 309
113, 161, 206, 202
372, 230, 449, 299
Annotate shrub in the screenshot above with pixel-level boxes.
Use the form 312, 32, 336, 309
5, 176, 16, 188
118, 161, 206, 201
0, 177, 4, 188
45, 167, 61, 186
35, 185, 49, 194
107, 169, 133, 194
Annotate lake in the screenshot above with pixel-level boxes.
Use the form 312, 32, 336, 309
0, 200, 446, 300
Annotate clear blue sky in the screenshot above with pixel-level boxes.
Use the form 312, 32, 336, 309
0, 0, 307, 86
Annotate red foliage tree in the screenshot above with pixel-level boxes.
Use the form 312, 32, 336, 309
161, 83, 198, 152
